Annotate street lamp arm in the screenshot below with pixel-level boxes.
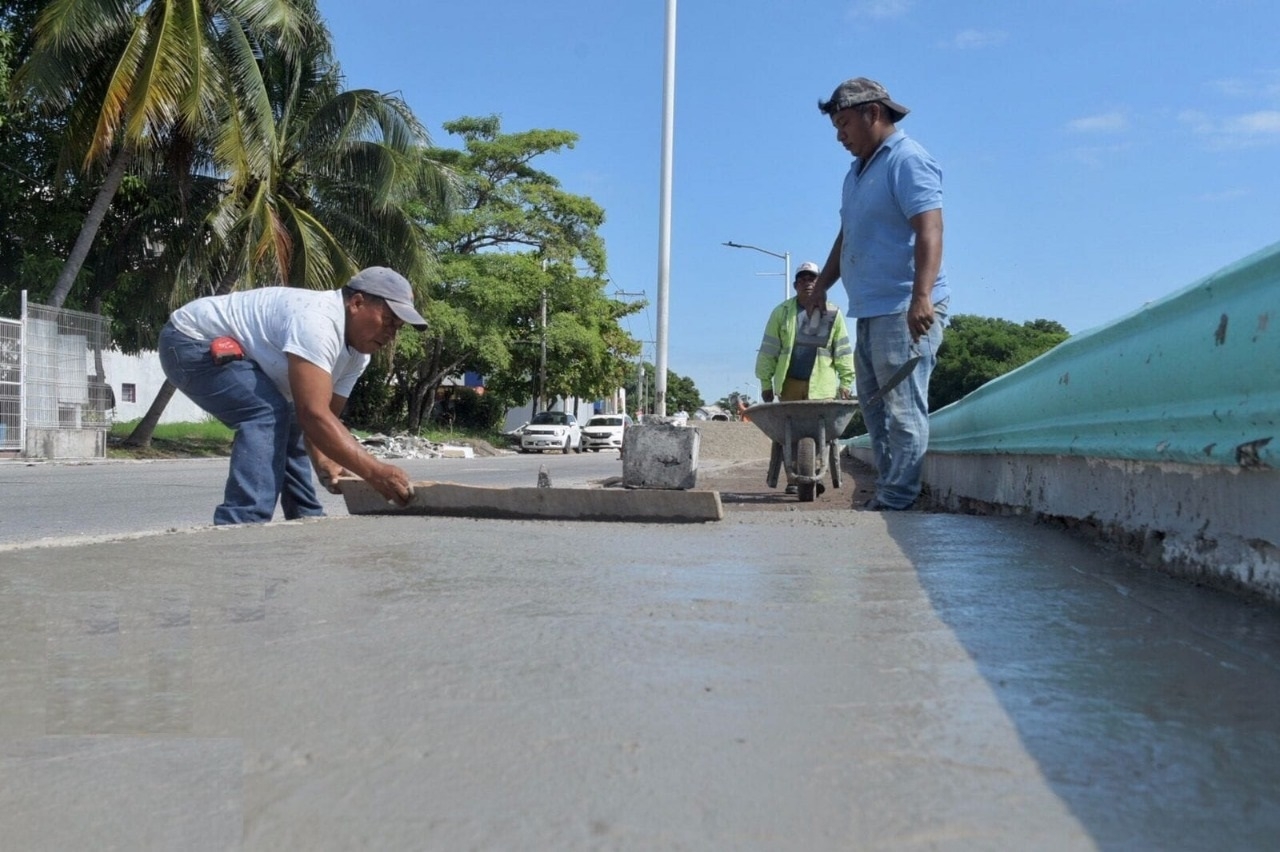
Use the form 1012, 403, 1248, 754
723, 240, 792, 299
722, 240, 786, 262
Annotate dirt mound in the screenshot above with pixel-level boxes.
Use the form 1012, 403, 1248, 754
691, 420, 773, 461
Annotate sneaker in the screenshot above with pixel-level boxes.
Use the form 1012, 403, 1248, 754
784, 484, 798, 495
816, 482, 826, 496
862, 496, 907, 512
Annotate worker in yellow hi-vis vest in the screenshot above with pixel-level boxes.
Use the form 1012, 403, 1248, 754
754, 261, 856, 493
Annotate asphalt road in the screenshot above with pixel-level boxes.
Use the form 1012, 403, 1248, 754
0, 451, 625, 547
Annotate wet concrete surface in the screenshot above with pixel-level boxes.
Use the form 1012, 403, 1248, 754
2, 457, 1280, 849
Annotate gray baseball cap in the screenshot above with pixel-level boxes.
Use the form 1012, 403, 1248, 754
346, 266, 428, 330
818, 77, 910, 119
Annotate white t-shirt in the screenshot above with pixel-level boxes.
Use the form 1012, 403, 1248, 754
169, 287, 370, 400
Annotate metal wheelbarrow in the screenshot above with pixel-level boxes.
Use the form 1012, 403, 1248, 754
742, 353, 923, 502
743, 399, 860, 502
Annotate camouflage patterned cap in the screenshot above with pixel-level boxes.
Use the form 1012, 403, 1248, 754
818, 77, 910, 119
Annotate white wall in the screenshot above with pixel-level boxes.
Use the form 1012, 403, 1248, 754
502, 396, 606, 432
102, 349, 209, 425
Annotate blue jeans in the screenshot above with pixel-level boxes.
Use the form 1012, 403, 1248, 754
159, 323, 324, 525
854, 301, 947, 509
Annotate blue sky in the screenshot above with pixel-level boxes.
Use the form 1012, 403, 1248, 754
318, 0, 1280, 405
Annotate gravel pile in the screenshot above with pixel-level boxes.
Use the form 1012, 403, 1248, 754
359, 433, 506, 459
690, 420, 774, 461
357, 434, 450, 459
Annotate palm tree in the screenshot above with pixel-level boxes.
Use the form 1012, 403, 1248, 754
123, 24, 453, 447
174, 20, 447, 299
14, 0, 310, 308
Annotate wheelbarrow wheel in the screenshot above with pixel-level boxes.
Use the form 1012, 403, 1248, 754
766, 441, 783, 489
797, 437, 817, 502
829, 442, 842, 489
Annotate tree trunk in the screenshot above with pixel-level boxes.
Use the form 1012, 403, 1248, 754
122, 380, 179, 448
48, 146, 133, 308
407, 380, 430, 433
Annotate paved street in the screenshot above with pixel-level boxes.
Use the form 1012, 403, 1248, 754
2, 455, 1279, 849
0, 452, 623, 546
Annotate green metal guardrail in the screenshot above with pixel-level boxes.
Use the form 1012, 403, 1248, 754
922, 240, 1279, 468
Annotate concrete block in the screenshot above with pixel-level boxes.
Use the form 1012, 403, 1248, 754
338, 478, 722, 522
439, 445, 474, 459
622, 423, 700, 490
25, 427, 106, 460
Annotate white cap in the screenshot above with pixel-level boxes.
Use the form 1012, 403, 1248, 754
795, 261, 820, 279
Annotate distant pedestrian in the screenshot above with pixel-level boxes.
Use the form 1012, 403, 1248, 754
755, 260, 856, 494
808, 77, 950, 511
159, 267, 426, 524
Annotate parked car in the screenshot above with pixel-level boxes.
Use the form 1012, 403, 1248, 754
519, 411, 582, 454
581, 413, 633, 452
502, 421, 528, 448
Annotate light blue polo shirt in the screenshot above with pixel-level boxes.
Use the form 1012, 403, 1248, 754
838, 130, 949, 318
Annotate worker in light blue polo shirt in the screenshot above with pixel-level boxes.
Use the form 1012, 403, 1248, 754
808, 77, 950, 511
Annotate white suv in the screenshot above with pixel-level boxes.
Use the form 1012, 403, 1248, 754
580, 413, 633, 452
519, 411, 581, 454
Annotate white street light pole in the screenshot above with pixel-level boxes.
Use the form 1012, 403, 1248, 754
654, 0, 677, 417
722, 241, 791, 300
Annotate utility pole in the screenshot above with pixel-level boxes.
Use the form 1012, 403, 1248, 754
538, 288, 547, 413
614, 287, 648, 418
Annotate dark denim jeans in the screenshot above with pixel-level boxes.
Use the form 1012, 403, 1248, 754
159, 323, 324, 525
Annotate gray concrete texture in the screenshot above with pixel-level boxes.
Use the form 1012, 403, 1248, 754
4, 488, 1280, 849
338, 476, 724, 522
623, 422, 701, 490
880, 445, 1280, 604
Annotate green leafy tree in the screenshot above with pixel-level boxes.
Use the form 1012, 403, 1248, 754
182, 19, 443, 298
122, 19, 448, 447
14, 0, 311, 307
840, 314, 1069, 439
383, 115, 641, 432
931, 315, 1069, 409
623, 361, 703, 417
0, 0, 97, 315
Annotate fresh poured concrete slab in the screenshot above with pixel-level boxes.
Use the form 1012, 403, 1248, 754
338, 477, 723, 522
3, 509, 1280, 850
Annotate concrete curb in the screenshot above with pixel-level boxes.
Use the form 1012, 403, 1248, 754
338, 478, 723, 522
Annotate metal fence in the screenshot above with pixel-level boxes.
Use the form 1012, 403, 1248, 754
3, 297, 114, 455
0, 317, 20, 450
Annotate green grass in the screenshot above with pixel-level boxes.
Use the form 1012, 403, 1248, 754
109, 419, 235, 459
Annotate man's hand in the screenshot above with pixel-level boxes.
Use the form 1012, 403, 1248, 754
315, 460, 348, 495
367, 461, 414, 506
289, 355, 413, 506
761, 389, 775, 403
907, 294, 936, 343
838, 387, 853, 400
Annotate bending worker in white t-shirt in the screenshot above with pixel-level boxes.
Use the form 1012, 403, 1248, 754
159, 267, 425, 525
